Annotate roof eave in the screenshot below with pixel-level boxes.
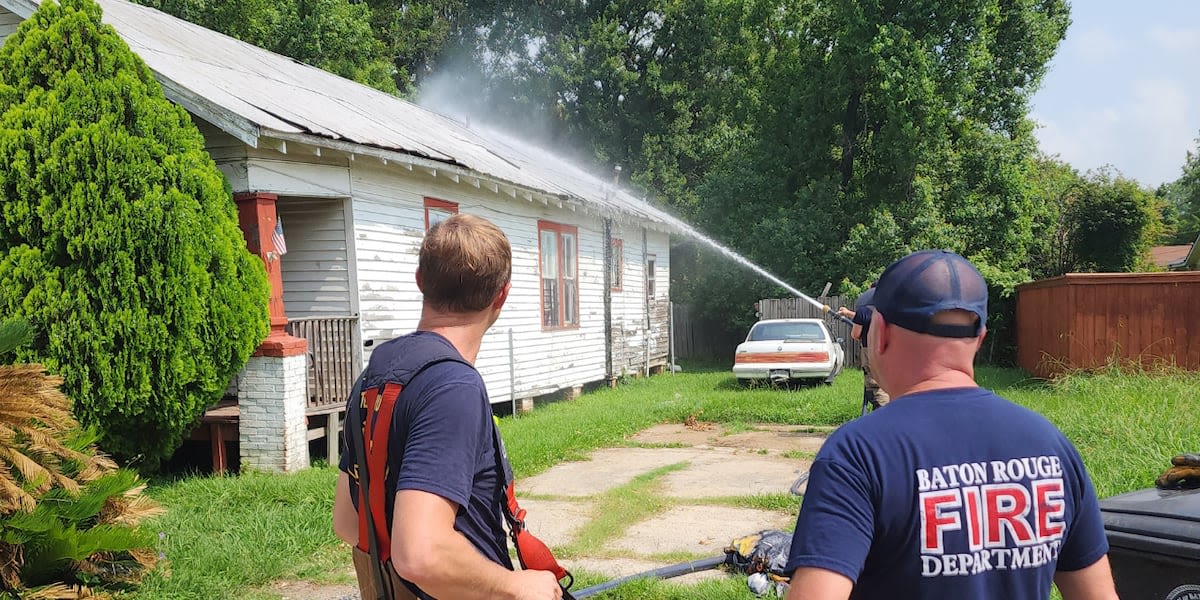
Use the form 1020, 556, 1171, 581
260, 130, 677, 232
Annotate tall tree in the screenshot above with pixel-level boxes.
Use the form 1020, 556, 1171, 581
137, 0, 400, 94
0, 0, 271, 467
1161, 133, 1200, 245
1066, 170, 1161, 273
730, 0, 1068, 283
1025, 158, 1162, 276
366, 0, 463, 92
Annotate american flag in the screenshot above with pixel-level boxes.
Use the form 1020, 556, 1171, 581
271, 218, 287, 256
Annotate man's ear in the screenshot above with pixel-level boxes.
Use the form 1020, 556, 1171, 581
415, 268, 424, 292
870, 311, 888, 353
975, 326, 988, 351
492, 281, 512, 311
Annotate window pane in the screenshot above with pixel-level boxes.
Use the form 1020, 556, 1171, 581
540, 231, 558, 279
563, 279, 577, 324
562, 233, 576, 279
427, 207, 454, 229
646, 256, 656, 297
543, 279, 560, 327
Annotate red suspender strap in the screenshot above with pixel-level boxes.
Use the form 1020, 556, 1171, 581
492, 425, 574, 594
356, 383, 404, 563
506, 483, 570, 582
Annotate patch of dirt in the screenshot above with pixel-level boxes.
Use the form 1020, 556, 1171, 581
632, 423, 830, 454
267, 579, 359, 600
267, 423, 831, 598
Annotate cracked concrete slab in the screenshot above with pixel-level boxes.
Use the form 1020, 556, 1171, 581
513, 498, 593, 549
517, 447, 702, 497
658, 450, 810, 498
612, 505, 795, 556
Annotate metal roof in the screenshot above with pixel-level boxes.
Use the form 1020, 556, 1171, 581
0, 0, 688, 231
1150, 244, 1193, 269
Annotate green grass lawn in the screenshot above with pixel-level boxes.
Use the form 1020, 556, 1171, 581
121, 363, 1200, 599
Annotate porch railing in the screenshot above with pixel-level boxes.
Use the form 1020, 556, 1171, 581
285, 315, 360, 412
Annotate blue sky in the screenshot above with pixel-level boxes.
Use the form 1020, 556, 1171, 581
1030, 1, 1200, 189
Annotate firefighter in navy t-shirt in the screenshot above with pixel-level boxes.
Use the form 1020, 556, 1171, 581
785, 250, 1118, 600
837, 284, 889, 411
332, 214, 562, 600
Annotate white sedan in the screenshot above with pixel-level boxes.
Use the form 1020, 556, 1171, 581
732, 319, 844, 386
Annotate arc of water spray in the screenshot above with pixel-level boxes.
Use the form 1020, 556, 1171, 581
671, 220, 853, 326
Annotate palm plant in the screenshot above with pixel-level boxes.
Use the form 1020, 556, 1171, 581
0, 319, 161, 598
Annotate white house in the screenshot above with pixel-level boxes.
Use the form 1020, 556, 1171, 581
0, 0, 691, 472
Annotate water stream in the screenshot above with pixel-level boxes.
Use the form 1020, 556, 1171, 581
664, 218, 830, 312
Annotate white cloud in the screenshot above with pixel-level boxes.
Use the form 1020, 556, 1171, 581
1147, 26, 1200, 54
1129, 78, 1194, 184
1032, 109, 1119, 172
1069, 28, 1126, 62
1034, 79, 1193, 186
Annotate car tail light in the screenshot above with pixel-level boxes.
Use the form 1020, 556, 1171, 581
735, 352, 829, 364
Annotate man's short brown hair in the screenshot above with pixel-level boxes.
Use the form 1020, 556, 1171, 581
418, 214, 512, 313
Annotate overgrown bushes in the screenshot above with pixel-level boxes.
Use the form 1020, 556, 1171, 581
0, 0, 270, 468
0, 319, 161, 598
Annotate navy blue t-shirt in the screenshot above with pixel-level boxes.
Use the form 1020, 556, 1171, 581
786, 387, 1108, 599
853, 289, 874, 348
339, 331, 512, 593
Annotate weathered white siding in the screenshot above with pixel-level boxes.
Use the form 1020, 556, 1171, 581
609, 223, 671, 376
277, 197, 353, 317
0, 7, 20, 43
646, 230, 672, 364
347, 162, 626, 404
195, 140, 671, 406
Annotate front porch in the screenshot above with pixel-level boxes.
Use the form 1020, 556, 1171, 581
189, 191, 362, 473
194, 315, 359, 474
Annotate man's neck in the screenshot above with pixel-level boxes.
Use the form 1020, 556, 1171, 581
417, 308, 493, 364
889, 370, 978, 398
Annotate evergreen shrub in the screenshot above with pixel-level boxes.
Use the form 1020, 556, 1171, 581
0, 0, 270, 468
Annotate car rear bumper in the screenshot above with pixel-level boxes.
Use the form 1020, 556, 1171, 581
733, 363, 834, 379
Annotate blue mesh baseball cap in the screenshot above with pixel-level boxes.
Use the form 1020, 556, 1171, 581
853, 287, 875, 311
873, 250, 987, 338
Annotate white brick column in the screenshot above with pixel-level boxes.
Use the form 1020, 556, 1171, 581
234, 191, 310, 473
238, 353, 309, 472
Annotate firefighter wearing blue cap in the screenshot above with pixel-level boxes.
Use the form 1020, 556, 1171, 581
785, 250, 1118, 600
837, 283, 889, 413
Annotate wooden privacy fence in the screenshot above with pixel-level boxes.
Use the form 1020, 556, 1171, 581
671, 303, 741, 360
286, 315, 361, 412
1016, 272, 1200, 378
757, 296, 862, 369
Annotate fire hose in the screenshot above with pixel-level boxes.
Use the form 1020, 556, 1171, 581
571, 555, 728, 598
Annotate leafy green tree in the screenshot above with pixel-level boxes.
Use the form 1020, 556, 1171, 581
0, 0, 270, 468
1161, 134, 1200, 245
1066, 170, 1161, 273
437, 1, 1070, 365
366, 0, 463, 92
1025, 158, 1162, 276
137, 0, 399, 94
1025, 155, 1087, 279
